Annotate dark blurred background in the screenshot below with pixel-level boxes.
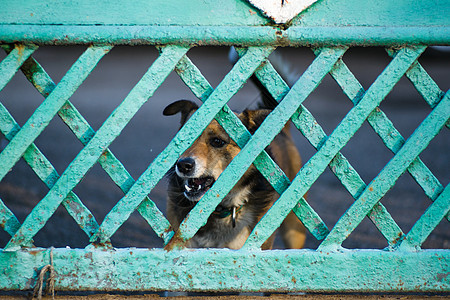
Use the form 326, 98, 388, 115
0, 46, 448, 250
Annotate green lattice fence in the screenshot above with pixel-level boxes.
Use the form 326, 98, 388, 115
0, 0, 449, 294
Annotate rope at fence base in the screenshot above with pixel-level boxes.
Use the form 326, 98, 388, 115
33, 247, 55, 300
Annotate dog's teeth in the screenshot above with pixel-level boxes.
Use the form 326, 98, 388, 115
185, 184, 192, 192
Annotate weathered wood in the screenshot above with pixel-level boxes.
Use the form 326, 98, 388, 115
0, 248, 448, 292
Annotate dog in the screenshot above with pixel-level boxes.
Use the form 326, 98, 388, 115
163, 97, 306, 250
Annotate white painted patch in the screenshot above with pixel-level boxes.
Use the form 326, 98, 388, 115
248, 0, 319, 23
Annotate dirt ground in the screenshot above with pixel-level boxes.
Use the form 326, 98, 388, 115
0, 46, 449, 294
1, 293, 449, 300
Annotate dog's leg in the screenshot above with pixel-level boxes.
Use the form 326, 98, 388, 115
280, 211, 306, 249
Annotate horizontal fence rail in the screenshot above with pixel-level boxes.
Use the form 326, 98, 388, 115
0, 0, 449, 294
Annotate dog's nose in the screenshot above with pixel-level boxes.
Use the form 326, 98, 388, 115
176, 158, 195, 175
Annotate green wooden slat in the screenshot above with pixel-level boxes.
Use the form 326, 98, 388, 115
1, 25, 450, 47
170, 47, 345, 249
0, 57, 102, 240
399, 184, 450, 250
0, 45, 107, 243
243, 46, 425, 250
251, 47, 401, 244
251, 47, 404, 244
0, 248, 448, 292
0, 105, 25, 237
0, 201, 21, 238
12, 50, 173, 245
236, 47, 330, 239
3, 45, 187, 250
320, 91, 450, 251
386, 49, 445, 109
0, 107, 101, 239
175, 54, 289, 191
175, 51, 329, 240
330, 48, 446, 220
0, 45, 111, 183
0, 44, 37, 91
91, 46, 275, 244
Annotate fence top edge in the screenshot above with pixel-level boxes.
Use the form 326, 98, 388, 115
1, 25, 450, 47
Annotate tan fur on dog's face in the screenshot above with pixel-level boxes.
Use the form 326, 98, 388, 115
163, 100, 269, 203
178, 119, 240, 181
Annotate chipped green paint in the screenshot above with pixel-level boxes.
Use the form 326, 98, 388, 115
1, 0, 450, 46
0, 248, 449, 292
0, 0, 449, 294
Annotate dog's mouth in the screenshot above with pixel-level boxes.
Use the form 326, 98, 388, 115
183, 176, 215, 201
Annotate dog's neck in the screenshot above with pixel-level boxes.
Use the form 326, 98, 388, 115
212, 204, 244, 228
212, 204, 243, 218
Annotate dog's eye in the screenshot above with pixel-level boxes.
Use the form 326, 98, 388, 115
210, 137, 226, 148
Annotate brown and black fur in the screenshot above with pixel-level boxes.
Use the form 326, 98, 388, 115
163, 97, 306, 250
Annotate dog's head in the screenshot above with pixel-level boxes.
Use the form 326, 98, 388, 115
164, 100, 270, 202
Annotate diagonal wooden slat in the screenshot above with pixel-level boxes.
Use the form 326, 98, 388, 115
386, 48, 445, 109
0, 44, 37, 91
91, 46, 275, 245
330, 48, 448, 222
319, 91, 449, 251
0, 201, 22, 238
168, 47, 346, 249
0, 45, 111, 183
243, 46, 426, 250
0, 103, 100, 238
251, 47, 404, 245
5, 46, 173, 244
175, 51, 329, 240
0, 45, 107, 244
399, 183, 450, 250
4, 45, 188, 250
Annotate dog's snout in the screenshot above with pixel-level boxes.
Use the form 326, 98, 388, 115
177, 158, 195, 175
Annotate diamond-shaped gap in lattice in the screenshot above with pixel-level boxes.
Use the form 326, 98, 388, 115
381, 172, 441, 235
32, 115, 84, 175
185, 47, 234, 88
339, 47, 392, 91
32, 203, 90, 248
378, 77, 433, 136
112, 210, 163, 249
417, 47, 450, 92
71, 163, 123, 224
339, 120, 394, 184
341, 217, 390, 249
296, 167, 360, 250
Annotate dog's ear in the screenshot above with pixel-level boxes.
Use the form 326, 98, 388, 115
163, 100, 199, 125
239, 109, 271, 134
